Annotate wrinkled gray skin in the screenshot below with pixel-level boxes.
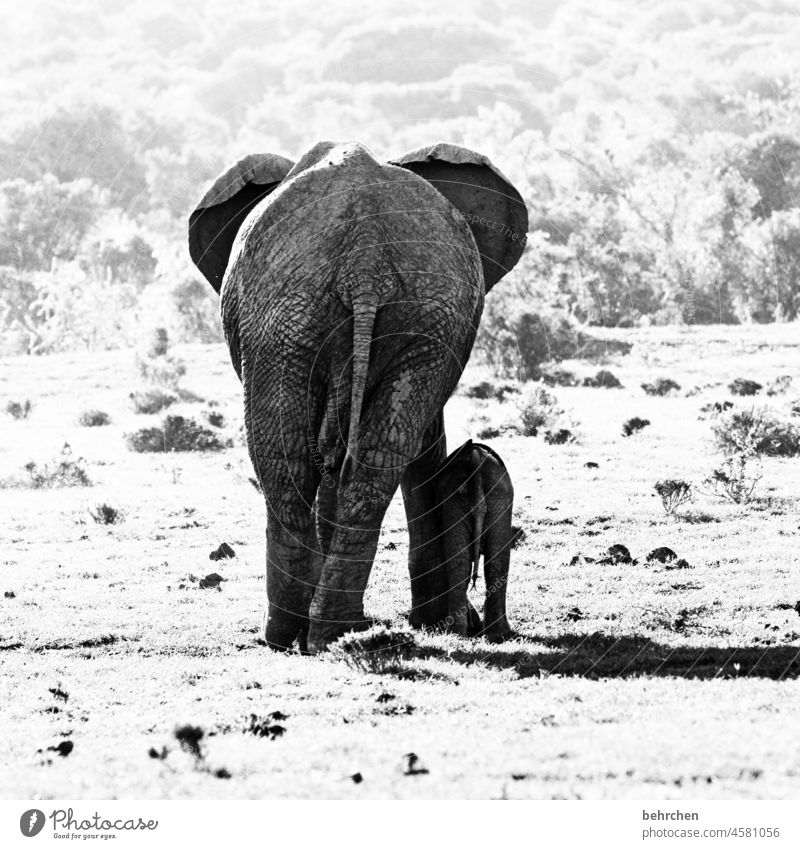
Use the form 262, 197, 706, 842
433, 440, 514, 642
188, 140, 527, 653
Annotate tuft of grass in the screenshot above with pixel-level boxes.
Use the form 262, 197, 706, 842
90, 503, 122, 524
622, 417, 650, 437
125, 415, 226, 453
642, 377, 681, 396
130, 388, 178, 415
78, 409, 110, 427
330, 624, 416, 674
5, 399, 32, 419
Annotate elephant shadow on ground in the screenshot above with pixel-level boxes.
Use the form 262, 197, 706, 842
419, 632, 800, 680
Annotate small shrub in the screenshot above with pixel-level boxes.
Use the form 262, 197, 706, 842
654, 479, 692, 517
540, 367, 579, 387
494, 383, 521, 401
544, 428, 574, 445
706, 455, 761, 504
203, 410, 225, 428
90, 503, 122, 524
699, 400, 733, 418
5, 400, 32, 419
583, 370, 622, 389
147, 327, 170, 358
729, 378, 762, 397
622, 417, 650, 437
79, 409, 110, 427
766, 375, 792, 396
125, 415, 226, 453
642, 378, 681, 396
513, 384, 563, 437
130, 389, 178, 415
22, 445, 91, 489
136, 353, 186, 390
330, 624, 416, 674
464, 381, 495, 400
477, 426, 502, 440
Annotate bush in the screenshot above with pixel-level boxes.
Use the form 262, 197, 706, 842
476, 308, 581, 381
712, 408, 800, 458
136, 353, 186, 390
330, 624, 416, 674
20, 445, 91, 489
512, 384, 563, 437
544, 428, 574, 445
130, 388, 178, 415
622, 417, 650, 437
5, 400, 32, 419
583, 370, 622, 389
78, 409, 110, 427
654, 479, 692, 517
90, 503, 122, 524
125, 415, 226, 453
642, 378, 681, 396
729, 378, 762, 396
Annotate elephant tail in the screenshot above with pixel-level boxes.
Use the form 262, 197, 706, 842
340, 295, 378, 489
469, 466, 486, 589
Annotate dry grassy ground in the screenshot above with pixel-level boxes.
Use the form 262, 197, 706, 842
1, 324, 799, 799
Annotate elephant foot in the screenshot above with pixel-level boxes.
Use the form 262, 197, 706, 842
467, 602, 482, 637
263, 609, 306, 652
482, 619, 513, 644
306, 616, 371, 654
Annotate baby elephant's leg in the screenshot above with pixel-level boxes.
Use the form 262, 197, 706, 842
482, 504, 514, 642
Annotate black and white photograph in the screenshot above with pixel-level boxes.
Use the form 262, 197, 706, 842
1, 0, 799, 833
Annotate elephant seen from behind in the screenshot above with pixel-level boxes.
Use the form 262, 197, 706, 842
188, 140, 527, 652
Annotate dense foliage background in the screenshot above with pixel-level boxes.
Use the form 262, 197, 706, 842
2, 0, 799, 356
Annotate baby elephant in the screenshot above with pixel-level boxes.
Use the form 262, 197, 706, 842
433, 439, 514, 642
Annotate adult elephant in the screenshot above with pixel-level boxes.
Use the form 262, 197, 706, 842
188, 140, 527, 653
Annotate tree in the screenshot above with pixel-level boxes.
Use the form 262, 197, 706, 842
0, 175, 106, 272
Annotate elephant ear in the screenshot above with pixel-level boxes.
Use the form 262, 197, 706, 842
389, 143, 528, 291
188, 153, 294, 293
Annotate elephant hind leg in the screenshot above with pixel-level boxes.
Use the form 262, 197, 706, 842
481, 515, 514, 643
